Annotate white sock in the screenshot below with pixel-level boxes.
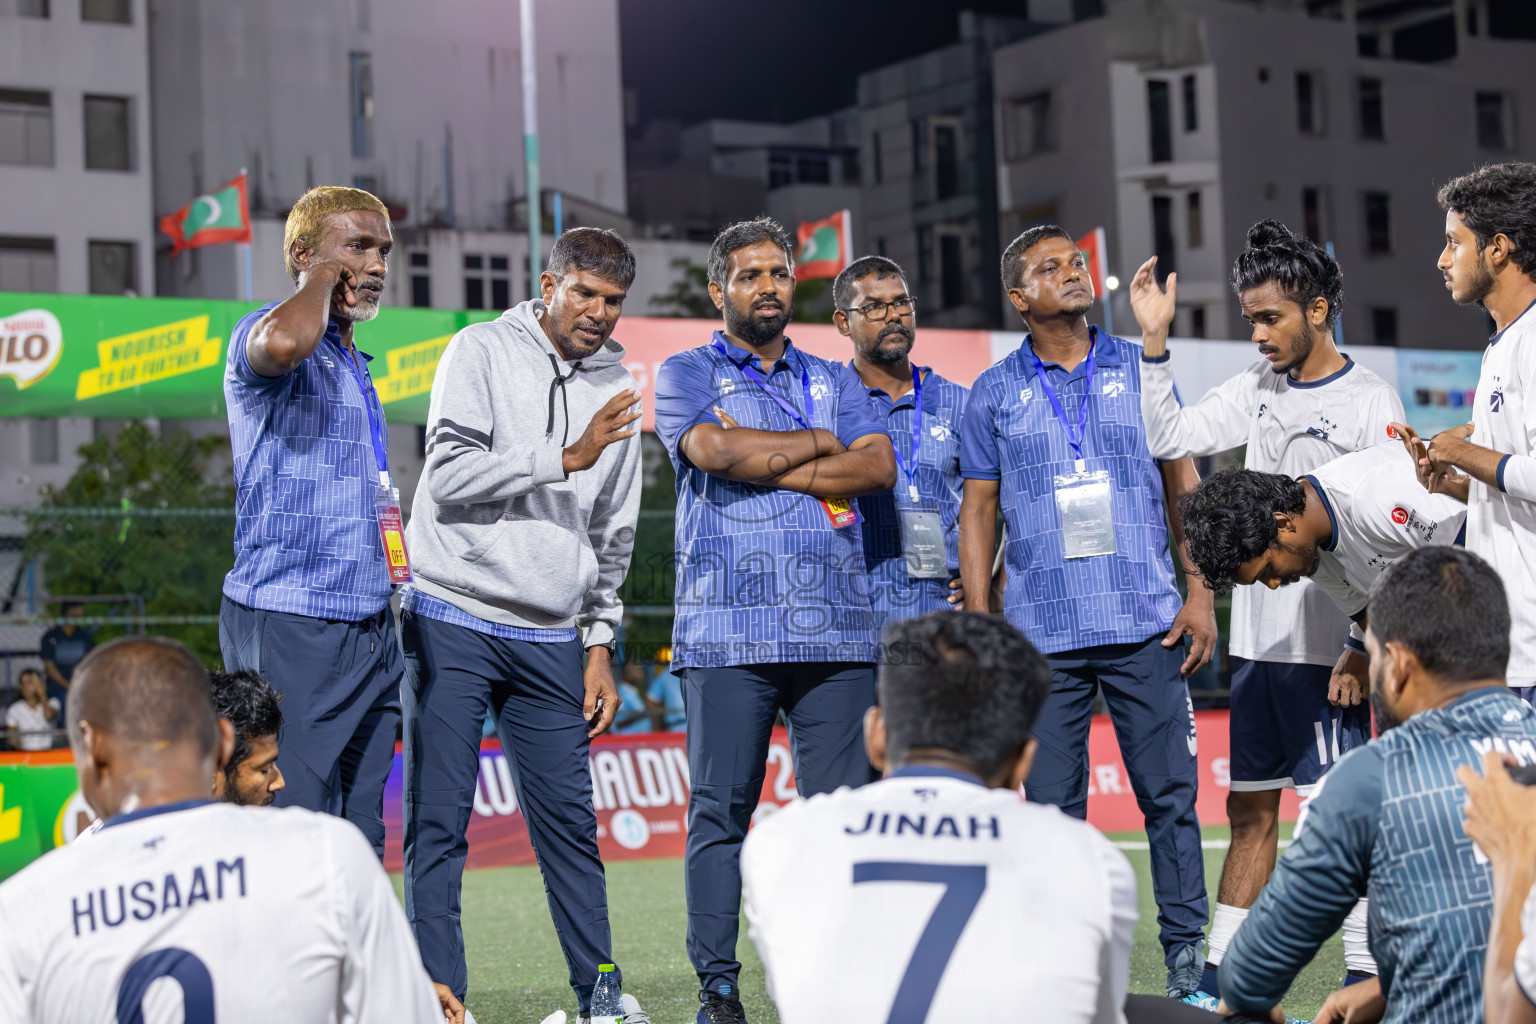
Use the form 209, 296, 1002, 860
1343, 899, 1378, 975
1206, 903, 1249, 965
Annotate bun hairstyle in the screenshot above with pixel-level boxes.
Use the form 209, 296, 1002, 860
1230, 218, 1344, 329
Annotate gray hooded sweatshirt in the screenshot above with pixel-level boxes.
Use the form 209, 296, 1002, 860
404, 299, 641, 647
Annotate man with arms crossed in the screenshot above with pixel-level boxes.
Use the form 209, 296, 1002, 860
1133, 220, 1402, 1002
218, 186, 403, 856
402, 228, 645, 1022
1218, 547, 1536, 1024
654, 217, 895, 1024
959, 225, 1213, 997
1397, 163, 1536, 702
0, 636, 450, 1024
834, 256, 967, 631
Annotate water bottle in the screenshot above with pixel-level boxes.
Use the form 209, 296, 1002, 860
590, 963, 623, 1024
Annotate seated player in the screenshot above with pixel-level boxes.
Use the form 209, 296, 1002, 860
209, 669, 285, 806
1179, 441, 1466, 647
1219, 547, 1536, 1022
0, 636, 452, 1024
741, 611, 1140, 1024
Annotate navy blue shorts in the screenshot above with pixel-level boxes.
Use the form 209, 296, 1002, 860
1228, 658, 1370, 794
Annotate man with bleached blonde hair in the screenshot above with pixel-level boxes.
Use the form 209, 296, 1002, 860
217, 185, 406, 861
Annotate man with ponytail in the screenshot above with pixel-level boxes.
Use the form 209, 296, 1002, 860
1132, 220, 1403, 1004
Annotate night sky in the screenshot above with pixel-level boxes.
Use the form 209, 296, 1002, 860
618, 0, 1032, 126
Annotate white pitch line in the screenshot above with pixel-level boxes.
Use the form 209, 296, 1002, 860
1113, 839, 1292, 852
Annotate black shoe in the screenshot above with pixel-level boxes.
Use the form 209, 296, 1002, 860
696, 990, 748, 1024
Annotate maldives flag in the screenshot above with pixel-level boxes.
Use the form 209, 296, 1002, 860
159, 173, 251, 255
795, 210, 852, 280
1075, 226, 1108, 296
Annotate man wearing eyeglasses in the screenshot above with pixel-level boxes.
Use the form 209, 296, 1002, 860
834, 257, 968, 637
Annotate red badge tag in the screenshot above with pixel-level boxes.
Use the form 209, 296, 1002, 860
819, 497, 862, 529
375, 487, 413, 584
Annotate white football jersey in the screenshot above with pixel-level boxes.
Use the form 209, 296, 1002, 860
1514, 875, 1536, 998
0, 800, 443, 1024
1466, 301, 1536, 686
1142, 355, 1404, 665
742, 770, 1136, 1024
1302, 443, 1467, 617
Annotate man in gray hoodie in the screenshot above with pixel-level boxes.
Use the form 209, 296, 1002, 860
400, 227, 643, 1020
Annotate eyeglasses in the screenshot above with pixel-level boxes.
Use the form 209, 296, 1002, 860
843, 297, 916, 321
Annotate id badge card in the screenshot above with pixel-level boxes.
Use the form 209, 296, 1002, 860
819, 497, 862, 529
1053, 467, 1116, 559
898, 509, 948, 578
375, 486, 413, 584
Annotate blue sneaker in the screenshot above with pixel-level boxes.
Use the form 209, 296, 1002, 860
1180, 991, 1220, 1010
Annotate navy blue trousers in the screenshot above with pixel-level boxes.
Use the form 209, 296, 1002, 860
682, 661, 878, 997
217, 597, 401, 856
1025, 635, 1208, 966
401, 612, 614, 1009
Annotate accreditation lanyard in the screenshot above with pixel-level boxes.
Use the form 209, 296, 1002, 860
1029, 336, 1097, 472
889, 365, 925, 504
713, 336, 814, 429
344, 342, 412, 584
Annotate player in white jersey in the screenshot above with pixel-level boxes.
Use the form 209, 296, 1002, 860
1131, 220, 1402, 1000
0, 636, 450, 1024
1394, 163, 1536, 699
742, 611, 1144, 1024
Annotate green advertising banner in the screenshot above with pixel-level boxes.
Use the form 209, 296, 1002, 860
0, 759, 84, 881
0, 292, 502, 424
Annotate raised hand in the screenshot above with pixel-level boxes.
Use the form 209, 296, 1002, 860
1129, 256, 1178, 353
563, 389, 641, 475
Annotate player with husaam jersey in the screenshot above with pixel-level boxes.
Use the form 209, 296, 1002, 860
0, 636, 449, 1024
742, 613, 1140, 1024
1131, 220, 1402, 1002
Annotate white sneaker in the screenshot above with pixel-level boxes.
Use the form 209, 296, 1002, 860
537, 1013, 567, 1024
621, 993, 652, 1024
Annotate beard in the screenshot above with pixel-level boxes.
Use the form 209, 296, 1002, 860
725, 295, 793, 345
338, 281, 385, 324
1369, 682, 1402, 732
1453, 252, 1496, 305
1265, 324, 1316, 376
863, 323, 914, 365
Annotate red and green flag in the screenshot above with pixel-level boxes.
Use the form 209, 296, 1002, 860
1075, 226, 1108, 296
159, 173, 251, 256
795, 210, 853, 280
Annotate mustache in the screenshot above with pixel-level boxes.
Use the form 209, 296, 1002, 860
355, 277, 385, 296
878, 324, 912, 342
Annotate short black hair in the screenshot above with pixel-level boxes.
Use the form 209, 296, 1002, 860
209, 670, 283, 774
60, 601, 85, 615
545, 227, 637, 290
70, 636, 219, 758
1368, 547, 1509, 684
1000, 224, 1074, 291
707, 217, 796, 290
1230, 219, 1344, 329
1438, 163, 1536, 278
17, 667, 43, 686
833, 255, 906, 310
879, 612, 1052, 780
1177, 467, 1308, 595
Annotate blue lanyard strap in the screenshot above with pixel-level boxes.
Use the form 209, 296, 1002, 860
712, 336, 815, 430
890, 365, 924, 503
1028, 333, 1097, 463
343, 342, 391, 485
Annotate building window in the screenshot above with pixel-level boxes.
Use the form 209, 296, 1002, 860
910, 118, 926, 174
0, 235, 56, 291
1189, 307, 1207, 338
796, 154, 830, 184
915, 225, 933, 284
16, 0, 48, 16
1364, 192, 1392, 254
409, 251, 430, 307
350, 51, 374, 159
938, 232, 964, 310
490, 255, 511, 309
1152, 195, 1176, 280
1147, 80, 1172, 163
1004, 92, 1052, 161
82, 94, 131, 170
1302, 187, 1327, 242
1181, 74, 1197, 132
1186, 191, 1204, 249
81, 0, 129, 22
871, 130, 883, 184
768, 152, 793, 189
1358, 77, 1384, 140
1295, 71, 1323, 135
933, 122, 960, 200
0, 89, 52, 167
1476, 91, 1512, 150
464, 253, 485, 309
876, 236, 887, 257
87, 240, 135, 294
29, 419, 58, 465
1372, 307, 1399, 345
352, 174, 379, 194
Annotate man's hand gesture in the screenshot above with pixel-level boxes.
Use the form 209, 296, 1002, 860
1130, 256, 1178, 356
563, 389, 640, 475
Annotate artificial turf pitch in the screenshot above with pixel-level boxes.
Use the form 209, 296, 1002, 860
394, 824, 1342, 1024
